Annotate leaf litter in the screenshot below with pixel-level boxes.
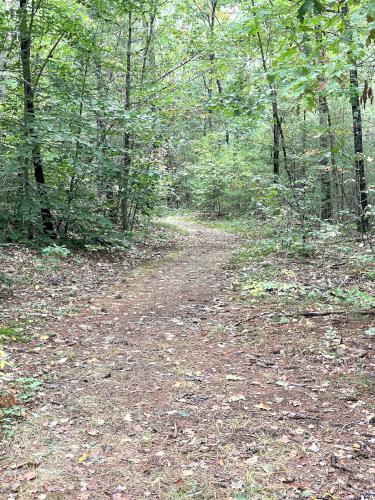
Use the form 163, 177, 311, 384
0, 218, 374, 499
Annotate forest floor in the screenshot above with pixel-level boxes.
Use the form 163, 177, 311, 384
0, 217, 374, 499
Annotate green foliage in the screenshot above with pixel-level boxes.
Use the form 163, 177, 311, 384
0, 272, 12, 287
42, 245, 71, 258
0, 327, 22, 343
240, 279, 300, 298
0, 0, 374, 246
16, 378, 43, 404
297, 0, 325, 21
330, 287, 375, 309
0, 377, 42, 438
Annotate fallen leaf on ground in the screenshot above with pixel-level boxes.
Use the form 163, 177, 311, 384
87, 428, 99, 436
78, 452, 91, 463
254, 402, 271, 411
20, 471, 37, 481
309, 442, 320, 453
225, 374, 245, 381
182, 470, 194, 477
294, 427, 305, 435
228, 395, 246, 402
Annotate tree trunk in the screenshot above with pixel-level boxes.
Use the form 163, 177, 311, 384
325, 104, 343, 213
253, 16, 287, 180
272, 101, 280, 179
206, 0, 217, 132
342, 1, 369, 234
216, 78, 230, 144
318, 95, 333, 221
350, 67, 369, 233
121, 10, 132, 231
19, 0, 54, 235
141, 1, 157, 84
315, 28, 332, 221
94, 59, 115, 220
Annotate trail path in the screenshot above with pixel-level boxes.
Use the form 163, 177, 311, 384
2, 219, 246, 498
2, 219, 374, 499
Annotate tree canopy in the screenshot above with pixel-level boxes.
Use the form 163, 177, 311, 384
0, 0, 374, 244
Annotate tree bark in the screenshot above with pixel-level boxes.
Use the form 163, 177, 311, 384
206, 0, 217, 132
350, 66, 369, 233
315, 28, 332, 221
326, 103, 345, 213
121, 10, 132, 231
19, 0, 54, 235
342, 1, 369, 234
318, 94, 333, 221
253, 18, 286, 179
141, 1, 157, 85
216, 78, 230, 144
272, 100, 280, 179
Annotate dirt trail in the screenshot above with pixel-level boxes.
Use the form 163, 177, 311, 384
2, 219, 374, 499
2, 219, 246, 498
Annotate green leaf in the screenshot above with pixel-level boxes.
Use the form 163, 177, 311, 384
297, 0, 325, 21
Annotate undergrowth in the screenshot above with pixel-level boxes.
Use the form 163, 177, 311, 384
0, 377, 43, 438
199, 216, 374, 313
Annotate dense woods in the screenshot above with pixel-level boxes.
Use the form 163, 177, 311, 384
0, 0, 374, 245
1, 2, 375, 497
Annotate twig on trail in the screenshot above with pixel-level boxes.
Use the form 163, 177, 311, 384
330, 455, 353, 473
340, 420, 357, 433
234, 312, 273, 325
286, 413, 320, 421
289, 309, 375, 318
235, 309, 375, 325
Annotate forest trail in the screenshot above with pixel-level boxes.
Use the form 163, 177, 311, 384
2, 219, 247, 498
2, 218, 374, 499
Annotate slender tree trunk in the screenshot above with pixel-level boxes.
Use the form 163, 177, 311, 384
253, 19, 287, 179
64, 60, 89, 234
19, 0, 54, 235
121, 10, 132, 231
342, 2, 369, 234
272, 100, 280, 179
1, 0, 17, 103
318, 94, 333, 221
253, 23, 306, 232
350, 67, 369, 233
326, 104, 344, 213
216, 78, 230, 144
94, 59, 117, 221
315, 28, 332, 221
141, 1, 157, 85
206, 0, 217, 132
300, 109, 307, 178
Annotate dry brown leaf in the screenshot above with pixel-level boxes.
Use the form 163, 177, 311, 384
254, 403, 271, 411
21, 471, 37, 481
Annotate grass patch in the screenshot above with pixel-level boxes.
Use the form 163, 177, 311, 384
198, 216, 274, 239
155, 219, 190, 236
